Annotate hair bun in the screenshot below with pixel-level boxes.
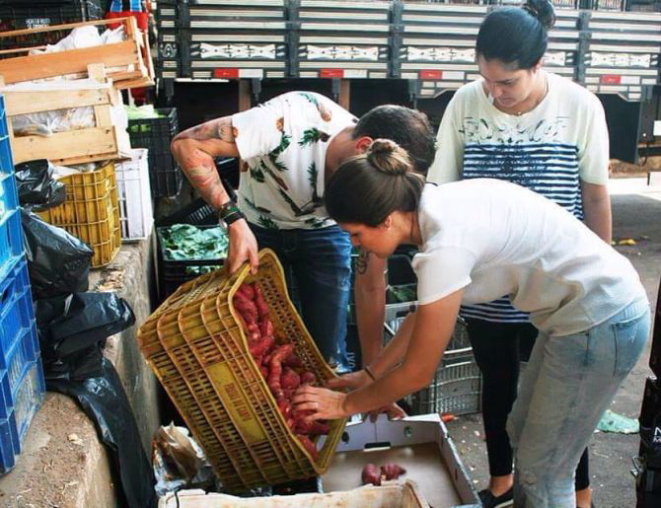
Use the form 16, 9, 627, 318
367, 139, 411, 176
523, 0, 556, 30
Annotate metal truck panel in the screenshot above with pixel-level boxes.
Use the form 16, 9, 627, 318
301, 0, 390, 10
192, 34, 286, 43
192, 0, 285, 7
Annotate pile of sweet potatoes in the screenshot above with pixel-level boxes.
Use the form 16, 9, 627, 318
233, 282, 329, 460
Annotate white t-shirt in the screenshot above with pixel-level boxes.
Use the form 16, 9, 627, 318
426, 71, 610, 323
232, 92, 357, 230
413, 180, 645, 337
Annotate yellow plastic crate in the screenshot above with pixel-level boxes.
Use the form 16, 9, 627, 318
37, 161, 120, 267
137, 249, 347, 492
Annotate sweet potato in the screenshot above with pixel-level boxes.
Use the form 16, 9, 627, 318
296, 434, 318, 460
280, 367, 300, 391
267, 344, 294, 400
361, 463, 381, 486
296, 419, 330, 436
252, 283, 269, 317
277, 399, 291, 419
283, 352, 304, 368
246, 323, 261, 342
236, 283, 255, 300
300, 371, 317, 386
259, 318, 274, 338
380, 463, 406, 480
249, 335, 274, 359
233, 294, 258, 324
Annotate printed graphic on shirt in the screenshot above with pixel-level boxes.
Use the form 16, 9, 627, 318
459, 118, 584, 323
461, 116, 570, 145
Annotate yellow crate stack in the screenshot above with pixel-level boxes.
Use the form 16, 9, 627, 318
137, 249, 347, 492
38, 161, 121, 267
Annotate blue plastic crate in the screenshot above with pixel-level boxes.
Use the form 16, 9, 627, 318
0, 97, 13, 176
0, 361, 45, 474
0, 260, 34, 359
0, 167, 17, 212
0, 259, 44, 474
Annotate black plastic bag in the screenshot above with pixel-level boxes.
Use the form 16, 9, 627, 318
35, 292, 154, 507
21, 209, 93, 299
14, 159, 65, 212
35, 292, 136, 375
48, 359, 157, 508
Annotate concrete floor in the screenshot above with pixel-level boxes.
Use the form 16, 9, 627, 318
444, 176, 661, 507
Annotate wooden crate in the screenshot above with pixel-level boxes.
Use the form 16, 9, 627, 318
0, 64, 132, 165
0, 17, 154, 89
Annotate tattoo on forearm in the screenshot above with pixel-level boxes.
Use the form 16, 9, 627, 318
217, 119, 236, 143
357, 249, 369, 275
175, 117, 236, 143
185, 165, 228, 209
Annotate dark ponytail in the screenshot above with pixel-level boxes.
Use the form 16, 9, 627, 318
325, 140, 424, 227
476, 0, 555, 70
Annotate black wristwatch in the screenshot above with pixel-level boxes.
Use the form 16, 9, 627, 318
217, 201, 246, 227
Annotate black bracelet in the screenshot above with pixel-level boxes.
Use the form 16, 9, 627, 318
218, 202, 246, 225
364, 365, 377, 381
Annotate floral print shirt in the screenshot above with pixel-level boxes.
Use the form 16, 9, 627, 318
232, 92, 357, 230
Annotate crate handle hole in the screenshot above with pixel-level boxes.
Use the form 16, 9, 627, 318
364, 441, 391, 451
0, 283, 11, 306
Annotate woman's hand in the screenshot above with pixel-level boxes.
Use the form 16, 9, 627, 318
325, 369, 372, 391
367, 402, 406, 422
292, 385, 350, 421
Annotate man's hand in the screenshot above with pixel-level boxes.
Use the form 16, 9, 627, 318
226, 220, 259, 275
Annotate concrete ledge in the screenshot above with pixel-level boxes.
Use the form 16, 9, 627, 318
0, 238, 161, 507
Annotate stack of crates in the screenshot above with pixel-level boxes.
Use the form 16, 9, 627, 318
137, 250, 346, 492
37, 161, 122, 268
0, 0, 104, 51
0, 95, 46, 474
382, 254, 482, 416
294, 0, 391, 79
128, 108, 182, 199
114, 149, 154, 242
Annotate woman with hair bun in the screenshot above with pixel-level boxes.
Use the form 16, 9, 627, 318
293, 139, 647, 508
424, 1, 612, 505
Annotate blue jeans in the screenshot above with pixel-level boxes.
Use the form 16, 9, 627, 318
507, 296, 650, 507
250, 223, 352, 371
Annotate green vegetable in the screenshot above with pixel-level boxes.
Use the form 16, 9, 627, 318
159, 224, 229, 275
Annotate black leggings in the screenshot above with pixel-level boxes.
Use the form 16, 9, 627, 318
465, 318, 590, 490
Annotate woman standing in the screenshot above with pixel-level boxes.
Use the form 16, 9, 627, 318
293, 140, 648, 508
426, 1, 611, 505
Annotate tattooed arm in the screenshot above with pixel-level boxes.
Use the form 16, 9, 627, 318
171, 116, 240, 209
354, 251, 387, 366
171, 116, 259, 274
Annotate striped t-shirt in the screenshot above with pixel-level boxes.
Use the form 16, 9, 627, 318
427, 71, 609, 323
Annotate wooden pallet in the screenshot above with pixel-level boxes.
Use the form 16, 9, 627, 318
0, 17, 154, 89
1, 64, 132, 166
